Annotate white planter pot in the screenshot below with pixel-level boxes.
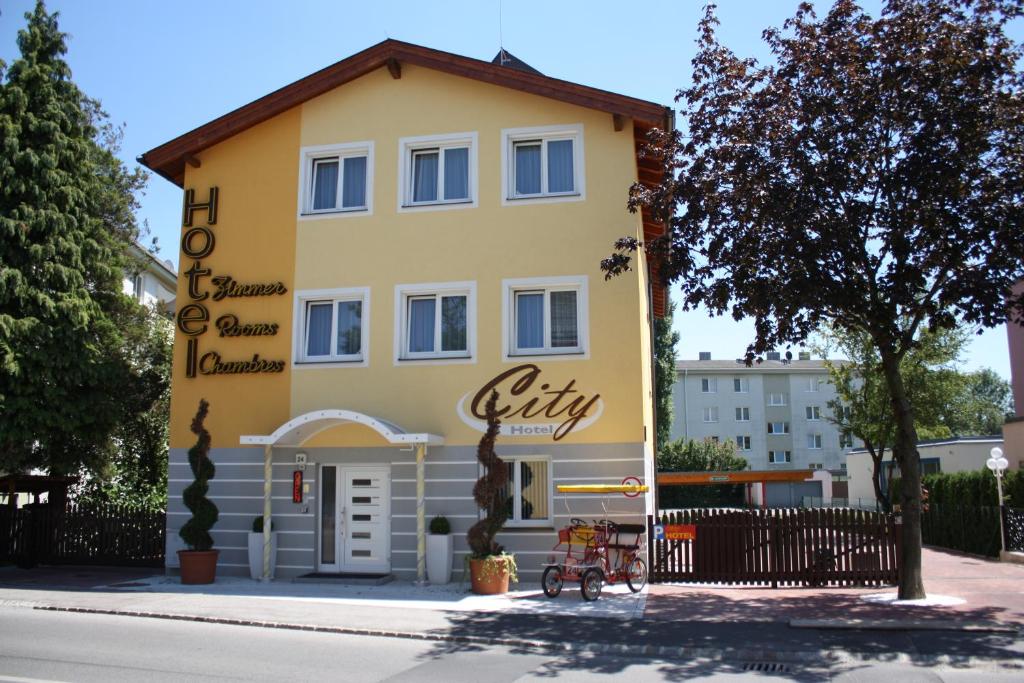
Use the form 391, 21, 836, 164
426, 534, 453, 585
247, 532, 278, 580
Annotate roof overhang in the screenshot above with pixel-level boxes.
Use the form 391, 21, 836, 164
138, 39, 672, 187
240, 409, 444, 447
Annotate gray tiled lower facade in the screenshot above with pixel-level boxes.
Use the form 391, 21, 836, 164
166, 442, 647, 580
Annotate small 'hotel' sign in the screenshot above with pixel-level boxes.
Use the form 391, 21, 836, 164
176, 188, 287, 377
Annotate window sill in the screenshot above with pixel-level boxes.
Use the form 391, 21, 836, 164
398, 199, 476, 213
293, 358, 367, 369
395, 355, 475, 366
501, 192, 584, 207
298, 207, 370, 221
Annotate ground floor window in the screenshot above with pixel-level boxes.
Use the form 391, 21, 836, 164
501, 457, 552, 527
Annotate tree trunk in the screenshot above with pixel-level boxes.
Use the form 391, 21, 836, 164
880, 351, 925, 599
866, 441, 891, 513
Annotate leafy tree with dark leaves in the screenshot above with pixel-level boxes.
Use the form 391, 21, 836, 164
604, 0, 1024, 598
0, 2, 150, 477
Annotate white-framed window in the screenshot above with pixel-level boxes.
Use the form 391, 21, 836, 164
806, 376, 821, 392
768, 422, 790, 435
809, 462, 823, 470
806, 406, 821, 421
768, 392, 787, 406
132, 273, 144, 301
702, 407, 719, 423
840, 432, 854, 448
736, 435, 751, 451
502, 456, 552, 527
501, 124, 585, 204
769, 450, 792, 464
735, 407, 750, 422
733, 377, 749, 393
701, 377, 717, 393
503, 276, 588, 359
710, 436, 720, 443
397, 132, 478, 211
395, 281, 476, 363
807, 434, 823, 449
297, 141, 373, 218
293, 287, 370, 366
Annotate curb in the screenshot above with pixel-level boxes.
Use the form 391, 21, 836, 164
29, 605, 1023, 669
790, 618, 1021, 633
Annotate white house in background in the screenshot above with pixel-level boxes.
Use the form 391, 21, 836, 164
846, 435, 1010, 507
123, 241, 177, 313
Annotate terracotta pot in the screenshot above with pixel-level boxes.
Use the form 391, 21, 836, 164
178, 549, 219, 585
469, 557, 510, 595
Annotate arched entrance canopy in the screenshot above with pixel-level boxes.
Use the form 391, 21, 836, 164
240, 409, 444, 447
241, 409, 443, 585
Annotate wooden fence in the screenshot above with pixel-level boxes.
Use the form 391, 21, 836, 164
648, 508, 900, 587
0, 503, 165, 568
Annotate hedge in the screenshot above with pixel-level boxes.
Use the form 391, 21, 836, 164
890, 468, 1023, 508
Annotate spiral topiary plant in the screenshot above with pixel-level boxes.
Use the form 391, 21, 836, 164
467, 390, 509, 559
179, 399, 218, 551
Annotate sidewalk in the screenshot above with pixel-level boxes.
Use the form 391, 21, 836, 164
1, 546, 1022, 667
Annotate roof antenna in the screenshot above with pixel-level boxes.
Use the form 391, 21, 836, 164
498, 0, 509, 65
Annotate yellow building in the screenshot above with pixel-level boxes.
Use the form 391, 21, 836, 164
141, 41, 670, 581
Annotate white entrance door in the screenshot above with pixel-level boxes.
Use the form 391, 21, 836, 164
318, 466, 390, 573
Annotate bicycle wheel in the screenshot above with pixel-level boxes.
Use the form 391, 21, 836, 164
541, 565, 563, 598
626, 557, 648, 593
581, 568, 603, 601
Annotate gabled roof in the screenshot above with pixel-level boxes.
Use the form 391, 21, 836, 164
138, 39, 671, 187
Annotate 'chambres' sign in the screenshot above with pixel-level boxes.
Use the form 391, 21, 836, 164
176, 188, 287, 377
456, 364, 604, 441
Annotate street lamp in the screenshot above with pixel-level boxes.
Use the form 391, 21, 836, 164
986, 446, 1009, 555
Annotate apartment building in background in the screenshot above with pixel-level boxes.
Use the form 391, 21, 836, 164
671, 352, 859, 473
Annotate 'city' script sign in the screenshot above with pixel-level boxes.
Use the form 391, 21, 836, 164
456, 364, 603, 441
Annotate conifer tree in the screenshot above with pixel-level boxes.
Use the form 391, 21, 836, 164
0, 2, 150, 476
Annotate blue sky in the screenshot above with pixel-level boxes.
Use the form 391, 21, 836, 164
1, 0, 1017, 379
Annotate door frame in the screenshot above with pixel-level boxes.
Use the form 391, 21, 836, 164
316, 464, 391, 573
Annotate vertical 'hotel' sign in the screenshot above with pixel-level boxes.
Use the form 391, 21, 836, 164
177, 188, 287, 377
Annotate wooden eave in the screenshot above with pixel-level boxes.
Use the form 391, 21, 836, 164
138, 39, 671, 187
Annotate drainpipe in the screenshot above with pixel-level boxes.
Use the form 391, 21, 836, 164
262, 444, 272, 582
415, 443, 426, 585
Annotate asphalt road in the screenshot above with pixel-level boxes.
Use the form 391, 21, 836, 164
0, 607, 1018, 682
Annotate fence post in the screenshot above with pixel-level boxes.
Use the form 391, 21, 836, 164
647, 514, 655, 581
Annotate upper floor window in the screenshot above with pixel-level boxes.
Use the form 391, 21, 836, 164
502, 124, 585, 204
806, 376, 822, 392
298, 141, 373, 217
294, 288, 369, 365
736, 435, 752, 451
701, 377, 717, 393
769, 450, 792, 464
768, 392, 787, 406
733, 377, 749, 393
840, 432, 854, 449
395, 281, 475, 362
398, 132, 478, 211
503, 276, 588, 358
703, 407, 719, 423
735, 407, 750, 422
806, 406, 821, 421
768, 422, 790, 435
807, 433, 823, 449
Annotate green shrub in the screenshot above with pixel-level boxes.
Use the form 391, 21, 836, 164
179, 400, 218, 551
429, 515, 451, 535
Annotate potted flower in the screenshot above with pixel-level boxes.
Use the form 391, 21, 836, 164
248, 515, 278, 580
466, 390, 518, 594
178, 399, 220, 584
427, 515, 452, 584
